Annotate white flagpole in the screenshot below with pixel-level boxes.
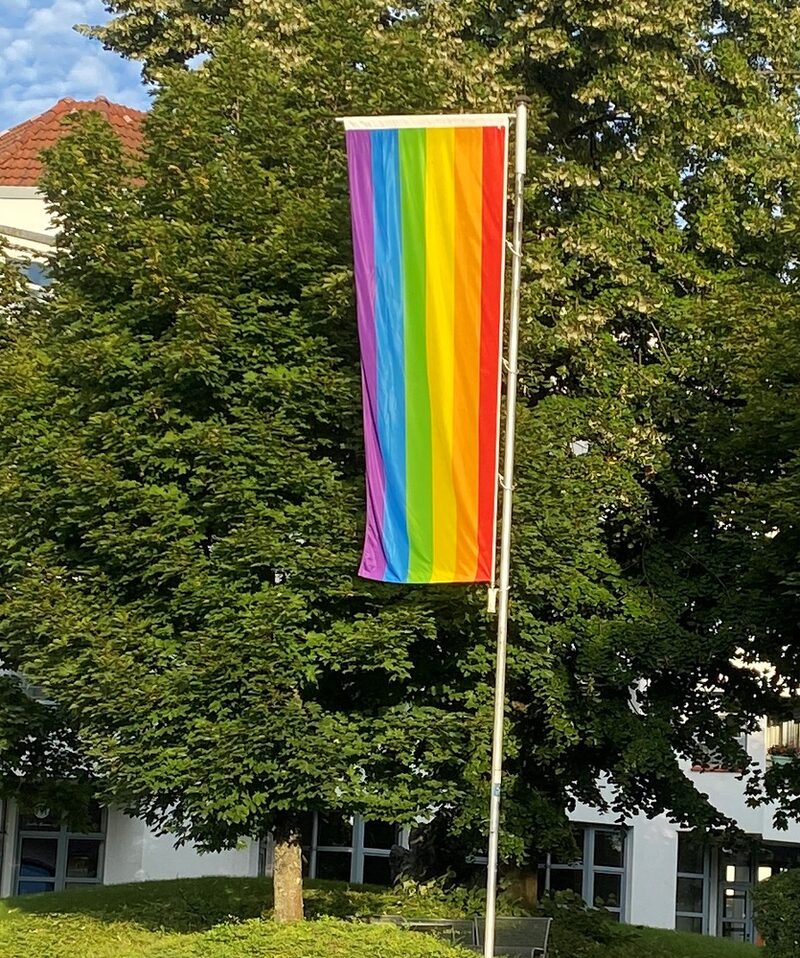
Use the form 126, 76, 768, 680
483, 94, 529, 958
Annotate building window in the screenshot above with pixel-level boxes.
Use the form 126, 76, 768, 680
539, 825, 627, 921
675, 833, 709, 934
16, 803, 105, 896
264, 813, 406, 886
757, 842, 800, 881
718, 848, 754, 942
766, 716, 800, 764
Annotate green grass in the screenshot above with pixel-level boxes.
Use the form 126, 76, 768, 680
0, 877, 760, 958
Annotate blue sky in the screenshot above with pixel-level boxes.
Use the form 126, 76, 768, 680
0, 0, 150, 131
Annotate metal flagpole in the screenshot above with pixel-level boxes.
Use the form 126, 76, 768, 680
483, 93, 529, 958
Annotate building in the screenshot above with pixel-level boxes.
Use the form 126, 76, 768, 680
1, 98, 799, 945
0, 96, 146, 280
4, 714, 799, 945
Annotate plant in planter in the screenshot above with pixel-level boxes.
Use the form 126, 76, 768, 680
767, 745, 800, 766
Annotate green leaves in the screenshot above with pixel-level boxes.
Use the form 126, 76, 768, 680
3, 0, 800, 871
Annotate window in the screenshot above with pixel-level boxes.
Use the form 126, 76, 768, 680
756, 843, 800, 882
766, 716, 800, 763
539, 825, 627, 921
719, 849, 754, 942
267, 813, 406, 886
21, 262, 53, 288
675, 833, 709, 934
16, 803, 105, 895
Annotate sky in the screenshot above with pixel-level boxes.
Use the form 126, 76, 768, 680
0, 0, 150, 132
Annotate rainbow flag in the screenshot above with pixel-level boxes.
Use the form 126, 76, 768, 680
344, 114, 509, 584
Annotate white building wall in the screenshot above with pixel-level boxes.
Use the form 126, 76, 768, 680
0, 801, 260, 898
0, 187, 53, 255
0, 800, 19, 899
101, 810, 259, 886
566, 720, 800, 931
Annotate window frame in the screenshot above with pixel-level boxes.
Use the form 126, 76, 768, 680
15, 809, 106, 896
540, 824, 628, 921
675, 833, 711, 935
294, 813, 407, 885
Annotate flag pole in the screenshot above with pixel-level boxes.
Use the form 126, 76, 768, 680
483, 93, 529, 958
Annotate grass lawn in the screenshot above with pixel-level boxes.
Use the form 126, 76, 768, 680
0, 877, 760, 958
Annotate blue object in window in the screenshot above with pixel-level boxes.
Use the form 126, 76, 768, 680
20, 262, 53, 288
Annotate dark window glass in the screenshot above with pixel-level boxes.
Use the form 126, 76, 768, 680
721, 851, 751, 884
722, 890, 747, 921
20, 838, 57, 878
20, 801, 103, 834
676, 877, 704, 914
317, 814, 352, 848
66, 840, 101, 879
594, 829, 624, 868
677, 835, 705, 875
363, 821, 397, 850
721, 923, 747, 941
676, 916, 703, 934
362, 854, 392, 886
18, 809, 60, 831
315, 850, 351, 881
593, 872, 621, 909
550, 828, 584, 866
548, 869, 583, 896
293, 812, 315, 846
761, 843, 800, 870
536, 867, 547, 898
17, 880, 54, 895
81, 802, 104, 834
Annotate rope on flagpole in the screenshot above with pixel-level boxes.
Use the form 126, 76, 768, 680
483, 93, 529, 958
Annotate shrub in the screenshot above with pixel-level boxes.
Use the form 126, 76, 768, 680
753, 868, 800, 957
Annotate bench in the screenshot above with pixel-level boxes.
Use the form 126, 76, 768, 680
474, 916, 552, 957
362, 915, 552, 956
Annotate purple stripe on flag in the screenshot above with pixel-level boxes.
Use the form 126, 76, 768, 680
347, 130, 387, 580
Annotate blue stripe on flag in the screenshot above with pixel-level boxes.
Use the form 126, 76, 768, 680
371, 128, 409, 581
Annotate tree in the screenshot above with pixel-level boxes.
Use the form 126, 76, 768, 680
79, 0, 238, 79
0, 2, 480, 921
4, 0, 800, 919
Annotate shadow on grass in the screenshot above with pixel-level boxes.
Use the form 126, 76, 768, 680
5, 876, 270, 933
3, 876, 416, 934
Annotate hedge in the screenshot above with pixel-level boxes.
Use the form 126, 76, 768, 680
753, 867, 800, 957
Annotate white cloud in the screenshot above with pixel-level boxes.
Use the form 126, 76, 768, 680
27, 0, 104, 37
0, 0, 149, 130
3, 0, 33, 15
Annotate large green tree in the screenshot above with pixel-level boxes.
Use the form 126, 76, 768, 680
0, 2, 479, 920
5, 0, 800, 917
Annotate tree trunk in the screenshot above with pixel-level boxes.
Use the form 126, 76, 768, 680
272, 815, 304, 922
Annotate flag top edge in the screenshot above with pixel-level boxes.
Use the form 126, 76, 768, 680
340, 113, 511, 131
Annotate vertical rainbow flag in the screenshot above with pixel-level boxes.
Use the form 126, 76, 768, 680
344, 114, 509, 584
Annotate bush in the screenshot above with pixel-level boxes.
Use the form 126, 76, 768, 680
1, 877, 759, 958
753, 868, 800, 957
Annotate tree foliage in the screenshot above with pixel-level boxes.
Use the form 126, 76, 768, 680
4, 0, 800, 868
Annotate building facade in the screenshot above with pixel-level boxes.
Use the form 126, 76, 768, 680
3, 716, 800, 945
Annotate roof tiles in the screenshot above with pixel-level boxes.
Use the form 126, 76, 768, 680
0, 97, 146, 187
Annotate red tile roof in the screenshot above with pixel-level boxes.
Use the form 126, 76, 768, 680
0, 97, 146, 187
